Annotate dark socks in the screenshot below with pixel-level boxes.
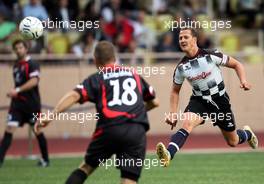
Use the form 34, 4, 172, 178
36, 133, 49, 162
65, 169, 87, 184
167, 128, 189, 159
0, 131, 13, 163
237, 129, 252, 144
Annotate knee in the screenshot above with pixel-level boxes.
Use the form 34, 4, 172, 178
121, 178, 137, 184
78, 162, 95, 176
34, 130, 43, 136
5, 126, 16, 134
181, 121, 194, 133
226, 139, 238, 147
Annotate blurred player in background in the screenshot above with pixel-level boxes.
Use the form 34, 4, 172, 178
35, 41, 159, 184
0, 39, 49, 167
157, 28, 258, 167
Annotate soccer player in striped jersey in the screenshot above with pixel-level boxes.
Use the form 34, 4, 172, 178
156, 28, 258, 167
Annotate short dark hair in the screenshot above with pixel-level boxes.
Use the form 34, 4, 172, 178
94, 41, 116, 65
12, 39, 28, 50
180, 28, 198, 38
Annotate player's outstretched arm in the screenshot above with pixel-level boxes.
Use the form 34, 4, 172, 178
145, 98, 159, 111
166, 83, 181, 130
7, 77, 39, 98
34, 90, 80, 133
226, 57, 251, 90
53, 90, 81, 114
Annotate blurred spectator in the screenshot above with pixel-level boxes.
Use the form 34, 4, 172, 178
49, 0, 77, 32
80, 0, 100, 22
0, 0, 17, 20
72, 31, 97, 57
103, 12, 134, 52
1, 0, 17, 11
94, 17, 108, 41
101, 0, 121, 23
182, 0, 195, 20
216, 0, 228, 18
238, 0, 260, 28
120, 0, 138, 11
47, 33, 70, 54
152, 0, 168, 14
50, 0, 75, 21
171, 14, 182, 52
115, 12, 134, 52
0, 12, 16, 53
197, 31, 213, 49
156, 32, 177, 52
22, 0, 49, 21
130, 10, 150, 48
127, 39, 142, 65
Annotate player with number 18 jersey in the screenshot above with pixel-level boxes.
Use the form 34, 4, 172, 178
74, 64, 155, 131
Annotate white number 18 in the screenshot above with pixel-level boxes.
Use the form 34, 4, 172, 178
108, 78, 138, 106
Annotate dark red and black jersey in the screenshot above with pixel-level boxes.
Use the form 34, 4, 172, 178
10, 57, 41, 112
74, 64, 156, 131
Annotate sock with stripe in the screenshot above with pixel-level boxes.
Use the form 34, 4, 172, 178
237, 129, 252, 144
167, 128, 189, 159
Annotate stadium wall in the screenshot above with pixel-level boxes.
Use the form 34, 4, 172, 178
0, 63, 263, 138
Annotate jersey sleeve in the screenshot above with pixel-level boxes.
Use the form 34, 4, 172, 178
74, 76, 96, 104
210, 50, 229, 66
140, 77, 156, 102
29, 61, 40, 78
173, 66, 184, 85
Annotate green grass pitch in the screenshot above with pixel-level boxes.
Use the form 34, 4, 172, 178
0, 152, 263, 184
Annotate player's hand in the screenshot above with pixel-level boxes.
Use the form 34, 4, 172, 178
165, 112, 178, 130
240, 81, 251, 91
34, 118, 51, 134
7, 89, 18, 98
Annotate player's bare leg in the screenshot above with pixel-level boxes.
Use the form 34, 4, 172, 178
121, 178, 137, 184
65, 161, 96, 184
0, 125, 17, 167
78, 161, 96, 175
221, 126, 258, 149
157, 112, 203, 167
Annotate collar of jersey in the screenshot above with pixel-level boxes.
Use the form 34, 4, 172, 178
185, 48, 201, 60
18, 56, 31, 64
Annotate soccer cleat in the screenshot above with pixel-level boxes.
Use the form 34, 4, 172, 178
243, 125, 258, 149
156, 142, 171, 167
37, 158, 49, 167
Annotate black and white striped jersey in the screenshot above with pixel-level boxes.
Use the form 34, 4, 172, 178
173, 49, 229, 100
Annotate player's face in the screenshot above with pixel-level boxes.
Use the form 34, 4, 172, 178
14, 43, 28, 59
179, 30, 197, 52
